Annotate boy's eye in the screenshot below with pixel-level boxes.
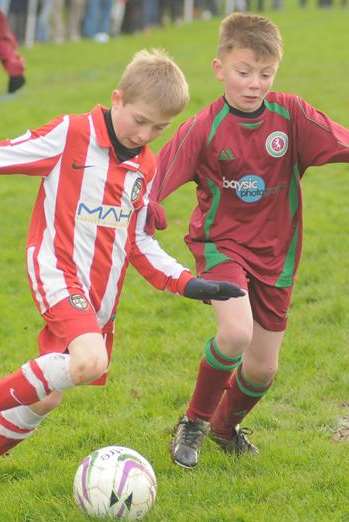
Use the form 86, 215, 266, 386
155, 125, 168, 132
238, 71, 248, 77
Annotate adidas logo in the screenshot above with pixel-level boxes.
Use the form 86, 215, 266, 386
218, 148, 235, 161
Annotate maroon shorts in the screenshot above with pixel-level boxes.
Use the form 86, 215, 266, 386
38, 294, 114, 385
200, 261, 293, 332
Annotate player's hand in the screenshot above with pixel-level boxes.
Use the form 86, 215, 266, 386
183, 278, 245, 301
144, 201, 168, 235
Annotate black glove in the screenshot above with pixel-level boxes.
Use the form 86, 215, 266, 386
8, 75, 26, 94
183, 278, 245, 301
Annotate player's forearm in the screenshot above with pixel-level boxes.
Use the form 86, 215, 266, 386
129, 233, 193, 294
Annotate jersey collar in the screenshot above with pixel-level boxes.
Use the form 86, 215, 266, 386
223, 96, 266, 119
91, 105, 142, 172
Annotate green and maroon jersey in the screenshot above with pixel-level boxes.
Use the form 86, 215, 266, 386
151, 92, 349, 287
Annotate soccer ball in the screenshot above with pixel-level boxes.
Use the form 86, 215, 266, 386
73, 445, 157, 520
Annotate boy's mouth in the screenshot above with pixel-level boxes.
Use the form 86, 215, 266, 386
126, 139, 142, 148
243, 95, 260, 102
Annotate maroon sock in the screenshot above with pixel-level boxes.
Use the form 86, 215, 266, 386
211, 365, 272, 439
186, 358, 233, 421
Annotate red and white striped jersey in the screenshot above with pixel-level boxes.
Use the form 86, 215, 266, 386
0, 105, 192, 330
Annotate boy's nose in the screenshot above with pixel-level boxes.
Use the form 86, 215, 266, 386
249, 76, 262, 90
137, 127, 152, 144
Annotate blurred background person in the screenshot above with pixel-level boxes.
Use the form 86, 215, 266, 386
0, 0, 10, 15
7, 0, 29, 42
36, 0, 54, 42
110, 0, 127, 36
121, 0, 143, 33
83, 0, 113, 42
37, 0, 86, 43
225, 0, 249, 12
0, 8, 25, 93
194, 0, 219, 18
143, 0, 160, 30
160, 0, 183, 24
251, 0, 283, 9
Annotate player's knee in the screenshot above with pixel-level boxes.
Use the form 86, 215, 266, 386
74, 353, 108, 384
219, 325, 252, 355
247, 363, 278, 384
69, 334, 109, 384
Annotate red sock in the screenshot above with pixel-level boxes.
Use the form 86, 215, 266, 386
0, 436, 24, 455
0, 361, 50, 411
0, 409, 37, 455
210, 365, 271, 439
186, 359, 232, 421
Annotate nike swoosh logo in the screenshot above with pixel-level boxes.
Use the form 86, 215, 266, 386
10, 387, 24, 405
71, 161, 94, 170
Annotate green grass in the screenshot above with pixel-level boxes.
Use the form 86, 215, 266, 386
1, 3, 349, 521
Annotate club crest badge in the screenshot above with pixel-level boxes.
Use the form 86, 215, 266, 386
265, 131, 288, 158
69, 294, 89, 311
131, 177, 143, 202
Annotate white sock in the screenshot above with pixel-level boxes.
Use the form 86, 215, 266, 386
21, 353, 74, 399
2, 404, 47, 429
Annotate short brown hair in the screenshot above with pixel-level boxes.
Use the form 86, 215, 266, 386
218, 13, 283, 61
118, 49, 189, 117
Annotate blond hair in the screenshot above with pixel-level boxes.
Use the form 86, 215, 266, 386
118, 49, 189, 117
218, 13, 283, 61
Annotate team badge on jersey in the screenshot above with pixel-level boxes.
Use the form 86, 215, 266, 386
131, 177, 143, 202
69, 294, 89, 311
265, 131, 288, 158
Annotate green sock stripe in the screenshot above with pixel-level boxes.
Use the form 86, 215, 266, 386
236, 371, 267, 398
204, 339, 242, 372
212, 338, 242, 364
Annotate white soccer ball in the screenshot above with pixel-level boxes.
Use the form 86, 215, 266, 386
73, 445, 157, 520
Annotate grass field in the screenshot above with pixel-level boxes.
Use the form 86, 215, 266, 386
0, 3, 349, 521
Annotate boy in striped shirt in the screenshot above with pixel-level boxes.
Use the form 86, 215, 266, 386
0, 49, 244, 457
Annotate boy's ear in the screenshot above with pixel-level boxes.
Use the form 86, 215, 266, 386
111, 89, 124, 107
212, 58, 224, 82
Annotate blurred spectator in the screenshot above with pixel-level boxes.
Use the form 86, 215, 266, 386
57, 0, 86, 42
159, 0, 183, 24
194, 0, 219, 18
0, 9, 25, 93
37, 0, 86, 43
253, 0, 283, 9
8, 0, 29, 43
0, 0, 10, 15
83, 0, 113, 42
110, 0, 127, 36
225, 0, 249, 11
121, 0, 143, 33
143, 0, 160, 29
36, 0, 53, 42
